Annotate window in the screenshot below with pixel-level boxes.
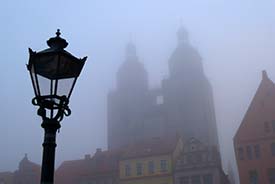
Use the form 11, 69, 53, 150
238, 147, 244, 160
271, 143, 275, 156
247, 146, 253, 160
156, 95, 164, 105
148, 161, 154, 174
254, 145, 261, 159
203, 174, 213, 184
191, 175, 201, 184
265, 121, 270, 133
272, 120, 275, 132
179, 176, 189, 184
160, 160, 167, 172
249, 170, 258, 184
136, 163, 142, 176
125, 164, 131, 176
268, 168, 275, 184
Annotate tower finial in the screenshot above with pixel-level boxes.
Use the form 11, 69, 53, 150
177, 26, 189, 44
126, 41, 137, 59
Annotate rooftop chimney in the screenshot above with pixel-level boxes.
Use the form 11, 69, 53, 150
262, 70, 268, 80
84, 154, 91, 160
96, 148, 102, 153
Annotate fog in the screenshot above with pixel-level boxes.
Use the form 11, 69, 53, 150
0, 0, 275, 183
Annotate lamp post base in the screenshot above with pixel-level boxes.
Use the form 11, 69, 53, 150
40, 119, 60, 184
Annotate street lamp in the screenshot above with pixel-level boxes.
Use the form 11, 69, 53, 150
27, 29, 87, 184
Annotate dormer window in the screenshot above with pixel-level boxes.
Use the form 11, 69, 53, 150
191, 144, 196, 151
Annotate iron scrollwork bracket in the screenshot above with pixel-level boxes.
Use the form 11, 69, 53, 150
32, 95, 71, 122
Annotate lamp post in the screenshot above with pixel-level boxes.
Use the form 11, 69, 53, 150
27, 29, 87, 184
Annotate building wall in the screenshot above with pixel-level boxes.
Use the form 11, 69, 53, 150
234, 137, 275, 184
120, 175, 173, 184
76, 175, 118, 184
119, 155, 172, 180
0, 172, 13, 184
174, 138, 226, 184
174, 167, 221, 184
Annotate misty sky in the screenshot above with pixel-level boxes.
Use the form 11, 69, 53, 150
0, 1, 275, 182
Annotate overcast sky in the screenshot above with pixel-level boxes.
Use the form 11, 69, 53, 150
0, 1, 275, 182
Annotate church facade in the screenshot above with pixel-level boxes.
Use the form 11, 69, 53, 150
107, 27, 219, 150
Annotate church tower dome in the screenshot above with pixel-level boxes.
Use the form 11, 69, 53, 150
116, 42, 148, 93
162, 26, 220, 148
177, 26, 189, 44
168, 26, 203, 79
107, 41, 150, 149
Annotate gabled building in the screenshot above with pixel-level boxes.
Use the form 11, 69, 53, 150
174, 138, 229, 184
234, 71, 275, 184
0, 154, 40, 184
55, 149, 122, 184
119, 136, 183, 184
13, 154, 40, 184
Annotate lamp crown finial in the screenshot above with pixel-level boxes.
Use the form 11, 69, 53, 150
47, 29, 68, 49
56, 29, 61, 37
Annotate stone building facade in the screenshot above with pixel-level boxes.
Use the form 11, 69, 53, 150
107, 27, 219, 150
174, 138, 229, 184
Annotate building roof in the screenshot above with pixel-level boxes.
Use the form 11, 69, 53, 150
55, 149, 122, 183
121, 136, 180, 160
234, 70, 275, 143
0, 172, 13, 183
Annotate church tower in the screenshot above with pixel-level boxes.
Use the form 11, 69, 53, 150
107, 42, 150, 149
162, 27, 219, 148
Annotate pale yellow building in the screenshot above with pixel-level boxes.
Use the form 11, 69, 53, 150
119, 136, 183, 184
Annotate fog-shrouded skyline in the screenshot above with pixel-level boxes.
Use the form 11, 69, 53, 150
1, 1, 275, 183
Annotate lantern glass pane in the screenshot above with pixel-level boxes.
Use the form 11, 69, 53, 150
57, 78, 75, 98
37, 74, 51, 96
30, 65, 40, 96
